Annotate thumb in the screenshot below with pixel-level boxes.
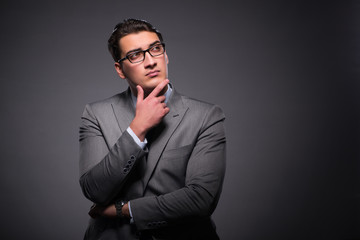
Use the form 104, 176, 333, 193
136, 85, 144, 103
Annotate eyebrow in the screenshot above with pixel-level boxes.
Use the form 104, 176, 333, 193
125, 40, 161, 55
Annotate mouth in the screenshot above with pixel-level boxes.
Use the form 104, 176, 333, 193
146, 70, 160, 77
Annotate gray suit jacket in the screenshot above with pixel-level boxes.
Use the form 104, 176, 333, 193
79, 87, 226, 239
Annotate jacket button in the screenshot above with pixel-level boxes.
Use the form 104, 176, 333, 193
123, 168, 128, 173
130, 155, 136, 160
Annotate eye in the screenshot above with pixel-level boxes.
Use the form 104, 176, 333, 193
151, 44, 162, 53
128, 51, 142, 61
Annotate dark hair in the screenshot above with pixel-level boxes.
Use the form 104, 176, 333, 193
108, 18, 164, 62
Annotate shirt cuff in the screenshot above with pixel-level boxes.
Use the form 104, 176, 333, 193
128, 201, 134, 224
127, 127, 147, 149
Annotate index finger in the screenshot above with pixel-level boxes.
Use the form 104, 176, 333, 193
148, 79, 169, 98
136, 85, 144, 103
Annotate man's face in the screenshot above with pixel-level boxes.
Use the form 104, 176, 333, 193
115, 31, 168, 96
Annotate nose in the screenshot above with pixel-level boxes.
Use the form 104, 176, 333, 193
143, 51, 156, 68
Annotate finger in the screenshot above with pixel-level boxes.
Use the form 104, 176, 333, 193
157, 95, 166, 103
149, 79, 169, 98
136, 85, 144, 103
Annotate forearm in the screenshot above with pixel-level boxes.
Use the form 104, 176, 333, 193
131, 145, 226, 230
131, 173, 225, 230
131, 183, 219, 224
80, 130, 147, 205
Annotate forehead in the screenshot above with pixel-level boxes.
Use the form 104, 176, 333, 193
119, 31, 160, 54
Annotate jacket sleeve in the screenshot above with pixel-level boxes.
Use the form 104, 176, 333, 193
130, 105, 226, 230
79, 104, 147, 205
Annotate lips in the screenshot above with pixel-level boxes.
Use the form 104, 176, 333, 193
146, 70, 159, 77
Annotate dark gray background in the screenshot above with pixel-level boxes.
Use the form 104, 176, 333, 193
0, 1, 358, 239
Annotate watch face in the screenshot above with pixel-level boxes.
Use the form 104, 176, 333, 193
115, 200, 124, 217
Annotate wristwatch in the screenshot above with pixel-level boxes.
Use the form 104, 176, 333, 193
115, 200, 127, 218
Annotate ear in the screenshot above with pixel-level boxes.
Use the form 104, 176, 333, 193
114, 62, 126, 79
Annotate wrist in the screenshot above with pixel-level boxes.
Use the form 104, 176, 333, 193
130, 120, 148, 141
122, 202, 130, 218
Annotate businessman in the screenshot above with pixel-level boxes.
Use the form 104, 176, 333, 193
79, 19, 226, 240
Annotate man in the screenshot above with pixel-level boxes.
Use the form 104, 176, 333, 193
79, 19, 226, 240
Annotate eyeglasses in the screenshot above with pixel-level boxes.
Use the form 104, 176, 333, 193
118, 43, 166, 64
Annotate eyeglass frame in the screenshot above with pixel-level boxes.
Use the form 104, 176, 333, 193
117, 42, 166, 64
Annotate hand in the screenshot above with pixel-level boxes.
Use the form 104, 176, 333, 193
130, 79, 170, 141
88, 204, 116, 218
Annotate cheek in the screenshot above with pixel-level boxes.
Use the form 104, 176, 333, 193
123, 66, 142, 80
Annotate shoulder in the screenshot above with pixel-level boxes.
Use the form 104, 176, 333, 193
176, 92, 225, 121
82, 90, 129, 118
182, 95, 222, 111
174, 92, 226, 139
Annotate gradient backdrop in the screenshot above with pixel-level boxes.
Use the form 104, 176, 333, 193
0, 1, 359, 239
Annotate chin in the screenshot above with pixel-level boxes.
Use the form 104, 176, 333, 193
142, 78, 167, 93
147, 77, 165, 87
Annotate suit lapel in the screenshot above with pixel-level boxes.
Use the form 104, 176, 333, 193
142, 90, 188, 192
111, 88, 135, 134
